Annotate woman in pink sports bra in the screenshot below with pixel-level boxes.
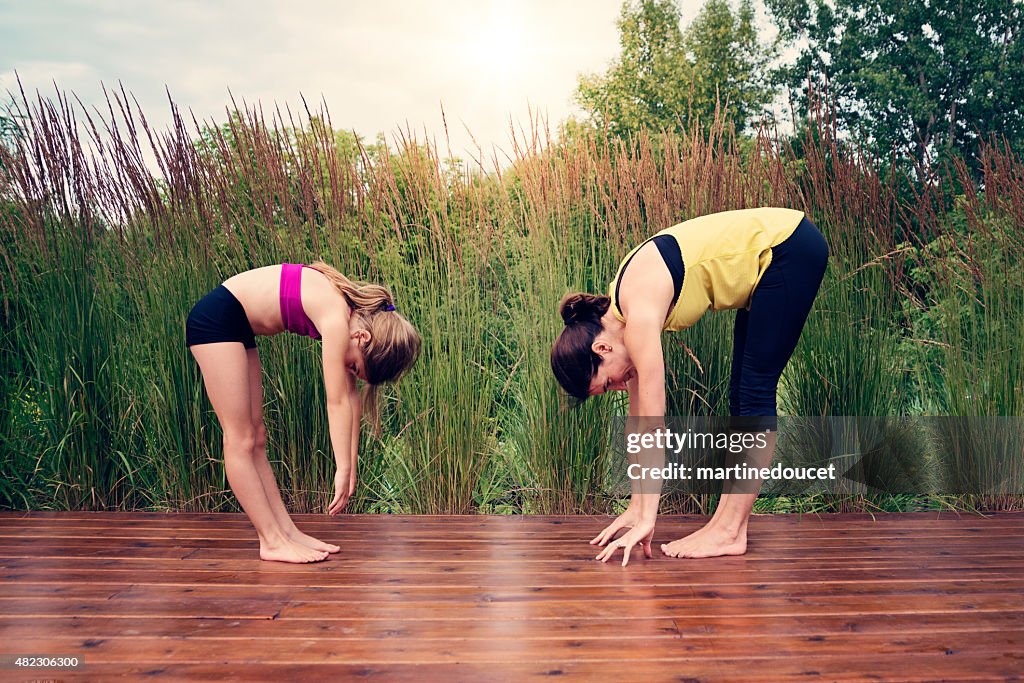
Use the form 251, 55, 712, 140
185, 262, 421, 563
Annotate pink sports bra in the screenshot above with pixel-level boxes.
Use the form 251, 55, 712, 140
279, 264, 322, 340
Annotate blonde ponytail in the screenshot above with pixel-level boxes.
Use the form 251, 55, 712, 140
308, 261, 394, 313
308, 261, 422, 430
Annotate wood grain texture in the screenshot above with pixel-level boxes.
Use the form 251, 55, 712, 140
0, 511, 1021, 682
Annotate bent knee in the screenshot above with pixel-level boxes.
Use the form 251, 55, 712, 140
253, 423, 268, 452
223, 428, 258, 457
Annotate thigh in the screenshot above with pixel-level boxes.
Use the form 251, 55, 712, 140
744, 243, 825, 379
729, 308, 750, 412
731, 219, 828, 422
246, 348, 266, 430
730, 274, 793, 425
743, 268, 802, 378
190, 342, 255, 438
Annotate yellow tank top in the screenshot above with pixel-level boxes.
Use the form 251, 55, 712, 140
609, 208, 805, 331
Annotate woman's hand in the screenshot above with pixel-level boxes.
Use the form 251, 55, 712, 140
328, 468, 351, 516
591, 505, 656, 567
319, 316, 361, 517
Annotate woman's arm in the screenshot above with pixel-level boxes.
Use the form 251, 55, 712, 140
347, 381, 360, 497
594, 311, 667, 566
319, 317, 357, 515
594, 242, 672, 565
622, 311, 667, 520
627, 373, 640, 417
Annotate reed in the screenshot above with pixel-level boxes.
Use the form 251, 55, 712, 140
924, 149, 1024, 510
1, 82, 1021, 513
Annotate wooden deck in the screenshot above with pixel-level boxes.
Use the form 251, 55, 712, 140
0, 512, 1022, 682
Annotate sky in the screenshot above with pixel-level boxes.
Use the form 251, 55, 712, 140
1, 0, 766, 168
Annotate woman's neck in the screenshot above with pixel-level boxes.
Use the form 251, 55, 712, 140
600, 310, 626, 342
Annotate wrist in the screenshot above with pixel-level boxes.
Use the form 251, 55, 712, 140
637, 493, 660, 522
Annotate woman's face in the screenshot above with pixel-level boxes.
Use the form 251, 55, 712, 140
588, 338, 635, 396
346, 330, 369, 382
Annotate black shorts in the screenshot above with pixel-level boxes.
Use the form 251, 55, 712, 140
185, 285, 257, 349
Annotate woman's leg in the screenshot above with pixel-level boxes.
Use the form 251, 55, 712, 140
191, 342, 327, 563
661, 309, 765, 558
728, 308, 751, 415
244, 348, 340, 553
663, 219, 829, 558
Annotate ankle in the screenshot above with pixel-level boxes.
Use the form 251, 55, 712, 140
257, 529, 292, 549
710, 519, 746, 541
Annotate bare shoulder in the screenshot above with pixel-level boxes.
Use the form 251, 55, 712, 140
301, 266, 351, 333
618, 241, 675, 321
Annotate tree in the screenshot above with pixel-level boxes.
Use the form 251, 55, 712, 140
576, 0, 692, 137
683, 0, 777, 131
767, 0, 1024, 171
1, 106, 25, 162
575, 0, 777, 138
0, 114, 17, 149
0, 110, 24, 196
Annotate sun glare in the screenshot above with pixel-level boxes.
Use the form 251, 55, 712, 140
459, 3, 534, 84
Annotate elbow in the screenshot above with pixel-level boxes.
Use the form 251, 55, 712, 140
326, 399, 350, 414
632, 415, 666, 434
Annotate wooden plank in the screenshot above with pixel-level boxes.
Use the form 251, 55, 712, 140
2, 599, 1020, 627
0, 615, 681, 640
101, 578, 1024, 601
4, 574, 1022, 596
0, 597, 283, 619
6, 630, 1024, 664
14, 655, 1023, 683
140, 544, 1024, 560
274, 592, 1024, 620
2, 559, 1022, 583
5, 577, 1024, 602
2, 533, 1020, 559
3, 516, 1022, 532
2, 515, 1021, 534
4, 610, 1023, 641
4, 548, 1024, 570
4, 540, 1019, 565
4, 566, 1020, 592
4, 511, 1020, 522
2, 593, 1019, 621
2, 545, 1022, 568
0, 583, 127, 599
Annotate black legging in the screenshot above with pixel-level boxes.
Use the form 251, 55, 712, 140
729, 217, 829, 430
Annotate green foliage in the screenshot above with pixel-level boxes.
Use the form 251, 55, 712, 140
576, 0, 692, 138
682, 0, 777, 131
0, 101, 23, 152
767, 0, 1024, 171
899, 204, 1024, 504
575, 0, 776, 138
1, 84, 1022, 515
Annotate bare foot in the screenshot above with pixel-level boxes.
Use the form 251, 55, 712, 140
661, 523, 747, 558
260, 540, 329, 563
289, 529, 341, 554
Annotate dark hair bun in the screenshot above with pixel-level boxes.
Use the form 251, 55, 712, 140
559, 292, 611, 325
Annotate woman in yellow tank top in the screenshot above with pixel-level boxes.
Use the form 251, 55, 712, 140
551, 208, 829, 565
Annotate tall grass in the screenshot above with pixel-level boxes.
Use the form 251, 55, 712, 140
924, 152, 1024, 509
1, 83, 1022, 513
497, 132, 622, 514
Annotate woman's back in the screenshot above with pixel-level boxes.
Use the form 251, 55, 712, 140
222, 265, 338, 336
611, 208, 805, 330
